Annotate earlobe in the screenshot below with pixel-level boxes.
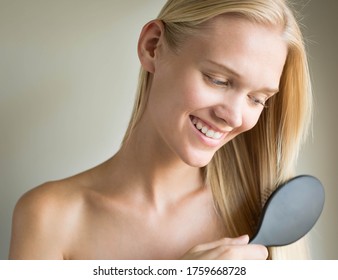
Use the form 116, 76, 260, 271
137, 20, 164, 73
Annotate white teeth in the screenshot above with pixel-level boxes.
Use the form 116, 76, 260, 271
191, 117, 224, 140
213, 132, 222, 139
206, 130, 215, 137
196, 122, 203, 130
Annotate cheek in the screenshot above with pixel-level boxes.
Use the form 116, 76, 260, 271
168, 83, 209, 116
242, 109, 264, 132
152, 69, 198, 108
181, 77, 217, 111
219, 110, 262, 147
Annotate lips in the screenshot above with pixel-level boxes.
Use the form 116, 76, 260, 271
190, 116, 224, 140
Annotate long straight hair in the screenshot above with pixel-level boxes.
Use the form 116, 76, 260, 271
123, 0, 312, 259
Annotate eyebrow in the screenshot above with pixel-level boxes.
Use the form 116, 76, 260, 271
205, 59, 241, 78
204, 59, 279, 94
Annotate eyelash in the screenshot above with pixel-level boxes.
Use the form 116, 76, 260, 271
248, 96, 268, 108
204, 73, 268, 108
204, 74, 231, 87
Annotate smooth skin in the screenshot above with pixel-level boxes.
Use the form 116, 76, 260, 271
9, 15, 287, 260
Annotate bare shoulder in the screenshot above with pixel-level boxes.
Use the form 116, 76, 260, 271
9, 176, 87, 259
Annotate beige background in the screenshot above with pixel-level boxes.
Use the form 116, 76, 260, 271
0, 0, 337, 259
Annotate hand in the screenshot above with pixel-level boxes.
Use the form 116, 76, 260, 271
180, 235, 268, 260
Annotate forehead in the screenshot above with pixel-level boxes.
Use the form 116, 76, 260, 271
177, 15, 288, 88
199, 15, 286, 53
193, 15, 287, 60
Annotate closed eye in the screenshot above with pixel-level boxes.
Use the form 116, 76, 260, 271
204, 74, 231, 87
248, 95, 268, 108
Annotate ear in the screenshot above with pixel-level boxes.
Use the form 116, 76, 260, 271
137, 20, 165, 74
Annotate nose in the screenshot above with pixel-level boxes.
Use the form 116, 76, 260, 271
213, 93, 243, 129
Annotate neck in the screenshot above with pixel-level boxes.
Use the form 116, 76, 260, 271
108, 120, 204, 207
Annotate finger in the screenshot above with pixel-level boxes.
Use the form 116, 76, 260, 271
216, 244, 268, 260
193, 235, 249, 252
228, 234, 250, 245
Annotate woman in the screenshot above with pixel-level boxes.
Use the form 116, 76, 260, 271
9, 0, 312, 260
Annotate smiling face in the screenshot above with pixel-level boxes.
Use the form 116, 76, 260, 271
139, 15, 288, 167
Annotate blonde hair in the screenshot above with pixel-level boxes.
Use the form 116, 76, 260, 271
123, 0, 312, 259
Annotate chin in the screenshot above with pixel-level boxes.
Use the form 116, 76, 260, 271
180, 150, 215, 168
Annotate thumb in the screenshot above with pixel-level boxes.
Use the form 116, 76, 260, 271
230, 234, 250, 245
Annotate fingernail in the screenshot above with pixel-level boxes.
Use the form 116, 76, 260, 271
237, 234, 250, 243
259, 245, 269, 259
